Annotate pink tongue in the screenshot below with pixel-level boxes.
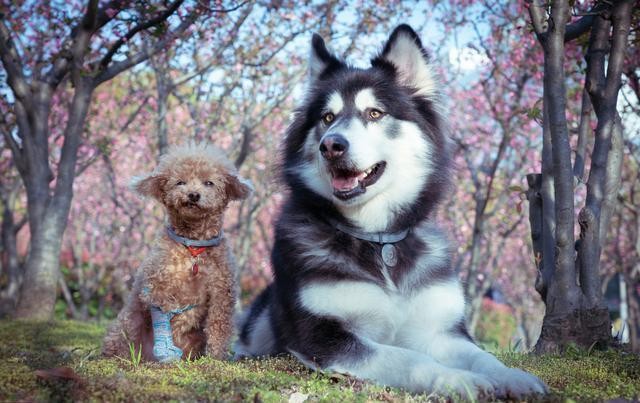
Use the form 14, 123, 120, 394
332, 172, 367, 191
332, 176, 359, 191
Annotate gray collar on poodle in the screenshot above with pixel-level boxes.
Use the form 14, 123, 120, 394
166, 226, 224, 248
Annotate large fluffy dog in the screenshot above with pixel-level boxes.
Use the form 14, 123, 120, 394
236, 25, 546, 398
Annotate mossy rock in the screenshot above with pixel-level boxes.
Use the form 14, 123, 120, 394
0, 320, 639, 402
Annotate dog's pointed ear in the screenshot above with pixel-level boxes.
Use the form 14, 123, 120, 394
225, 174, 253, 201
374, 24, 436, 97
308, 33, 342, 82
131, 173, 167, 201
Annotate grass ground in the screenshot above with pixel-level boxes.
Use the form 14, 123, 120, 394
1, 320, 639, 402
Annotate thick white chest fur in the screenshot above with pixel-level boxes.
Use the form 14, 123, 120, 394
297, 278, 547, 397
299, 279, 465, 347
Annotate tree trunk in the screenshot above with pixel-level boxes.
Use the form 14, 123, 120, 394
467, 280, 491, 338
11, 83, 57, 319
527, 0, 633, 352
523, 100, 556, 314
599, 117, 623, 249
464, 216, 485, 328
625, 271, 640, 352
15, 80, 95, 319
151, 55, 170, 159
15, 218, 66, 319
525, 173, 546, 297
0, 195, 22, 315
534, 0, 584, 354
1, 1, 209, 320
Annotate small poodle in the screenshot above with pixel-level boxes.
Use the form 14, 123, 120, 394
103, 142, 251, 362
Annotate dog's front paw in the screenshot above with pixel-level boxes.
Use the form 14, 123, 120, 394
486, 367, 547, 399
428, 369, 495, 399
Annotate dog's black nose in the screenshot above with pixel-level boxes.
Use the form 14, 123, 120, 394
188, 192, 200, 202
319, 134, 349, 160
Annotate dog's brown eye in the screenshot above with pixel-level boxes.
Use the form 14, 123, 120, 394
322, 112, 334, 125
203, 181, 214, 187
176, 181, 186, 186
368, 109, 384, 120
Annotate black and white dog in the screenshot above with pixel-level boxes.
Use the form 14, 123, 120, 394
236, 25, 547, 398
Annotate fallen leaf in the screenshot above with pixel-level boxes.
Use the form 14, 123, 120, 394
34, 366, 83, 383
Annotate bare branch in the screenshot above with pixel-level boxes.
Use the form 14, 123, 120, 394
573, 88, 592, 181
68, 0, 102, 86
242, 30, 305, 68
58, 276, 80, 318
529, 1, 607, 44
170, 3, 253, 89
604, 0, 634, 101
0, 18, 30, 103
46, 0, 126, 87
585, 14, 610, 102
564, 11, 601, 42
196, 0, 251, 13
234, 125, 253, 168
625, 67, 640, 100
98, 0, 186, 71
76, 94, 150, 177
0, 109, 25, 173
94, 10, 200, 85
565, 17, 592, 41
526, 0, 548, 40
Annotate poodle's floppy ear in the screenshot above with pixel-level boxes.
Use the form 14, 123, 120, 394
225, 173, 253, 201
130, 173, 167, 201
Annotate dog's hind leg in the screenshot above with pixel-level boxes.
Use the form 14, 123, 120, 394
102, 278, 153, 360
102, 299, 151, 359
234, 285, 278, 359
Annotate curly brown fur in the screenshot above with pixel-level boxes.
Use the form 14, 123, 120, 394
102, 142, 251, 361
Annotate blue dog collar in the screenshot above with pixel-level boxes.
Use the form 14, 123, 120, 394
166, 226, 223, 248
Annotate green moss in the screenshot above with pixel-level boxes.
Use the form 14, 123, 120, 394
498, 348, 640, 401
0, 319, 639, 402
0, 320, 106, 401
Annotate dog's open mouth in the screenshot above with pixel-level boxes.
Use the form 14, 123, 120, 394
330, 161, 386, 200
183, 201, 201, 209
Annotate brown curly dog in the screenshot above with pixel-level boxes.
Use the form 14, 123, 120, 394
102, 142, 251, 362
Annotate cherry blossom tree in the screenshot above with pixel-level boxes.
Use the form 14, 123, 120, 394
526, 0, 634, 351
35, 1, 409, 318
0, 0, 235, 319
432, 0, 639, 349
2, 0, 637, 348
432, 1, 552, 345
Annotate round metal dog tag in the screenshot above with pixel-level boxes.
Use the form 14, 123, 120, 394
381, 243, 398, 267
